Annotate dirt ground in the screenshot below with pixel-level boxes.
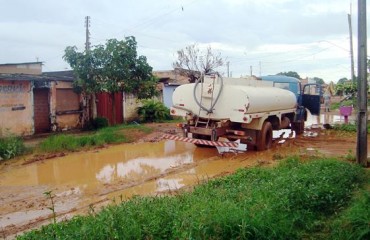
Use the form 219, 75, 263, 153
0, 119, 368, 239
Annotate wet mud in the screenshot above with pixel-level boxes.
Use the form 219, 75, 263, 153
0, 114, 367, 238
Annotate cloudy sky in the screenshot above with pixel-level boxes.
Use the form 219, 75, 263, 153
0, 0, 368, 83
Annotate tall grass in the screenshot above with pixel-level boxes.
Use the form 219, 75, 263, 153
329, 190, 370, 240
0, 135, 25, 160
332, 123, 370, 133
17, 158, 367, 239
38, 124, 151, 153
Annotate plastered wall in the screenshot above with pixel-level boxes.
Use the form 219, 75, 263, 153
0, 81, 33, 136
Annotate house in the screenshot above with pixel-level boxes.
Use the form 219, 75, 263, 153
0, 62, 81, 136
0, 62, 195, 136
154, 69, 190, 108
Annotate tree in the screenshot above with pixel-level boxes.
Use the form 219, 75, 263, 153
173, 44, 224, 83
313, 77, 325, 85
337, 77, 348, 85
63, 36, 158, 125
335, 82, 357, 96
277, 71, 301, 79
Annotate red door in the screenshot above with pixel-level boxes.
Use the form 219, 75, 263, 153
33, 88, 50, 133
96, 92, 123, 125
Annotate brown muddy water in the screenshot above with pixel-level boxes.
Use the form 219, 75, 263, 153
0, 112, 362, 238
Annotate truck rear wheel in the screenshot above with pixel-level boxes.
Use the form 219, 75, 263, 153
256, 121, 273, 151
291, 122, 304, 135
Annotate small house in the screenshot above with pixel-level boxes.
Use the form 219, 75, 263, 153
0, 62, 81, 136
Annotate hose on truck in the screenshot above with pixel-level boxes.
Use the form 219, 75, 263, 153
193, 72, 224, 114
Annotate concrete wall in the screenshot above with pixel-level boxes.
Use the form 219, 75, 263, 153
0, 63, 42, 75
0, 80, 34, 136
50, 81, 81, 131
123, 93, 139, 122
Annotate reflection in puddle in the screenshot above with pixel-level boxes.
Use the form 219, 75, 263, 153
156, 178, 185, 192
0, 141, 215, 195
306, 112, 354, 126
273, 129, 295, 144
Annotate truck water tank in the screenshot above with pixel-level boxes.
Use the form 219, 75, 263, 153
172, 83, 297, 122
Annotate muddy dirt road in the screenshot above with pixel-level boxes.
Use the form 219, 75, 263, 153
0, 113, 367, 239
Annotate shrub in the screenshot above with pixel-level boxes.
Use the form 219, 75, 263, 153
137, 100, 171, 122
92, 117, 109, 129
84, 117, 109, 131
0, 136, 25, 160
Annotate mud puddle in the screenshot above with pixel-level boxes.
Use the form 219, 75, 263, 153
1, 140, 261, 237
0, 114, 363, 238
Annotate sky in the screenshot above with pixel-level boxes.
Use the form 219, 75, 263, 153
0, 0, 368, 83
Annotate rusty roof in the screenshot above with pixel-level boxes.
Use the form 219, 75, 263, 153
0, 70, 75, 82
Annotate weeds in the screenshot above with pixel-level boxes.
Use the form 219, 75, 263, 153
0, 135, 25, 160
17, 158, 367, 240
43, 191, 57, 225
344, 149, 356, 162
330, 190, 370, 240
38, 124, 151, 153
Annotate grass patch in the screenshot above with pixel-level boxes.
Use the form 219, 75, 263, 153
331, 99, 353, 110
38, 124, 152, 153
0, 135, 25, 160
17, 158, 367, 239
329, 190, 370, 240
332, 123, 370, 133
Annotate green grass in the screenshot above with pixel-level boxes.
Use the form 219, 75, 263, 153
38, 124, 152, 153
17, 158, 368, 239
332, 123, 370, 133
0, 135, 25, 160
331, 100, 354, 110
329, 190, 370, 240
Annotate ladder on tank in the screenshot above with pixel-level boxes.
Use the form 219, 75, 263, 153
194, 76, 216, 128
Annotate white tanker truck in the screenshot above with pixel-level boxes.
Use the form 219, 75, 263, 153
169, 74, 321, 151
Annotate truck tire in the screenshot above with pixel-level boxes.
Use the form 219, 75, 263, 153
256, 121, 273, 151
291, 122, 304, 135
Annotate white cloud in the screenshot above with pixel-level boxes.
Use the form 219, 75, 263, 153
0, 0, 366, 83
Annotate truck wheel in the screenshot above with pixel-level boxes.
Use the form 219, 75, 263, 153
291, 122, 304, 135
256, 121, 273, 151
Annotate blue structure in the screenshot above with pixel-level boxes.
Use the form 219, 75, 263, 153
162, 83, 180, 108
260, 75, 301, 99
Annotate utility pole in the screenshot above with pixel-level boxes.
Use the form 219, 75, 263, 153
250, 65, 252, 76
85, 16, 91, 52
84, 16, 96, 121
348, 6, 355, 82
356, 0, 368, 167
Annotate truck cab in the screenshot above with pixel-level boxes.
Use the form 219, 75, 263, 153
261, 75, 321, 115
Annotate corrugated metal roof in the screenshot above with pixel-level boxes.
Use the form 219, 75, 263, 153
0, 61, 43, 66
0, 71, 75, 82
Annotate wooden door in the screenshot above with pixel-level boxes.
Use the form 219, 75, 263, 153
33, 88, 50, 133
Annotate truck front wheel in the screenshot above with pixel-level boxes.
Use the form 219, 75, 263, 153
256, 121, 273, 151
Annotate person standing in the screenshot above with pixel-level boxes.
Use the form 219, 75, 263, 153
323, 93, 331, 112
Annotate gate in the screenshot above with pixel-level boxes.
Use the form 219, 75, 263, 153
96, 92, 123, 125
